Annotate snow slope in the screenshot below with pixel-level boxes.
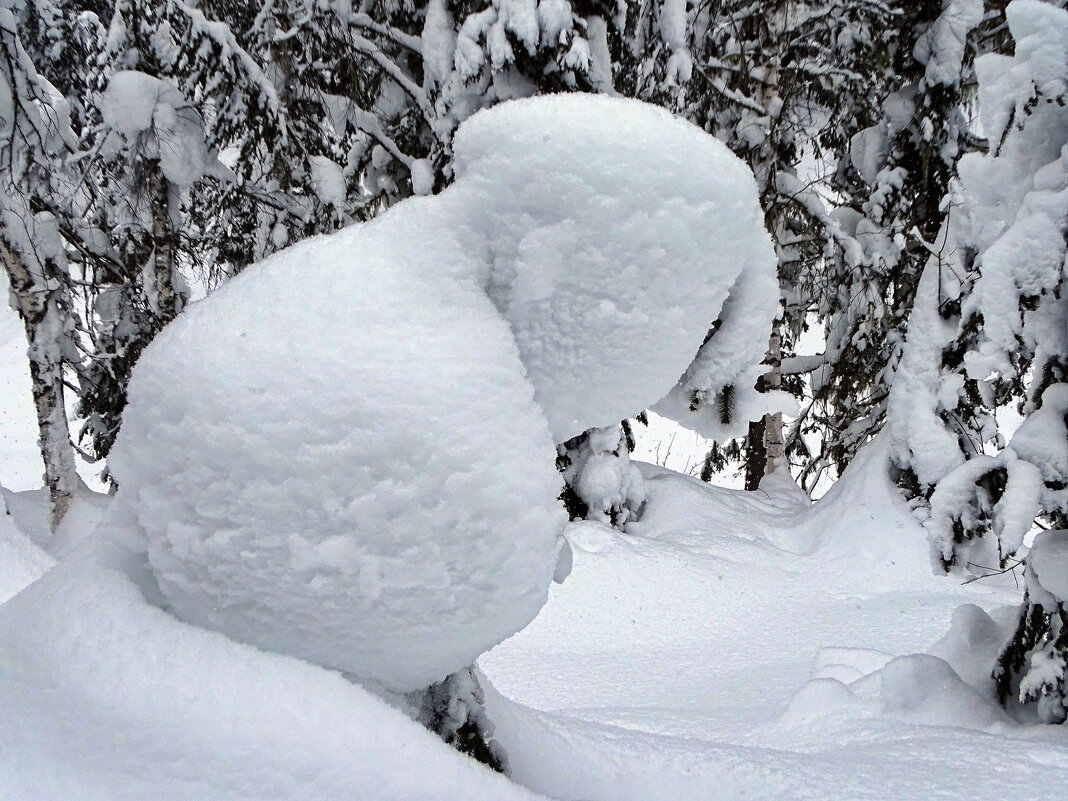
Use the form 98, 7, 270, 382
2, 439, 1064, 800
0, 536, 546, 801
479, 441, 1067, 800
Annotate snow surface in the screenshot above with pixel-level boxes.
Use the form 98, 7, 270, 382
0, 497, 53, 603
0, 269, 43, 490
0, 535, 544, 801
480, 441, 1067, 801
1, 440, 1065, 799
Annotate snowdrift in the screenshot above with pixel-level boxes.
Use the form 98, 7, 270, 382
1, 438, 1064, 800
0, 533, 545, 801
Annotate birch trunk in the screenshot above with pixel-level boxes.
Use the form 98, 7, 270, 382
147, 161, 183, 324
1, 238, 76, 531
761, 324, 786, 475
744, 10, 787, 490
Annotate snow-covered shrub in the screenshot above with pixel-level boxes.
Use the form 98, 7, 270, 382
107, 94, 777, 693
557, 423, 646, 528
995, 529, 1068, 724
411, 666, 508, 773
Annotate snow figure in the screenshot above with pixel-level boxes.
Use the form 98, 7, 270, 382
107, 95, 776, 699
445, 94, 779, 445
446, 94, 779, 522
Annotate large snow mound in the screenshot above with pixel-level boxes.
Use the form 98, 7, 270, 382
447, 94, 778, 443
108, 212, 567, 693
0, 538, 545, 801
107, 94, 776, 691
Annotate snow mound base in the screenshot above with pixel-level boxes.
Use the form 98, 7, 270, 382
0, 539, 544, 801
0, 503, 54, 603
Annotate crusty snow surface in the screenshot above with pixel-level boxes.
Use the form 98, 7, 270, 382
1, 438, 1065, 800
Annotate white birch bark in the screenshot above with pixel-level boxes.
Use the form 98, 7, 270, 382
0, 234, 77, 531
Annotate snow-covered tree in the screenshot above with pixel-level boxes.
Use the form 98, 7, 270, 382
885, 0, 1066, 718
785, 0, 989, 489
182, 0, 358, 277
0, 2, 81, 529
71, 0, 293, 463
14, 0, 107, 133
632, 0, 887, 490
995, 527, 1067, 724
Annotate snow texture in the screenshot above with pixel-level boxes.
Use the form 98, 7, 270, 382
652, 234, 788, 441
99, 70, 160, 137
447, 94, 777, 443
106, 95, 775, 692
0, 496, 54, 603
307, 155, 346, 207
107, 210, 567, 692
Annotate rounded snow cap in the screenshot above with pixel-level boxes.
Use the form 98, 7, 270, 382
449, 93, 777, 443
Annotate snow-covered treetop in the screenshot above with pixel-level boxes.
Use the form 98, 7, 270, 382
446, 94, 781, 443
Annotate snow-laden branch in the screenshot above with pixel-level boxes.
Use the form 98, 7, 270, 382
348, 12, 423, 53
172, 2, 281, 114
349, 33, 433, 122
776, 171, 865, 268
